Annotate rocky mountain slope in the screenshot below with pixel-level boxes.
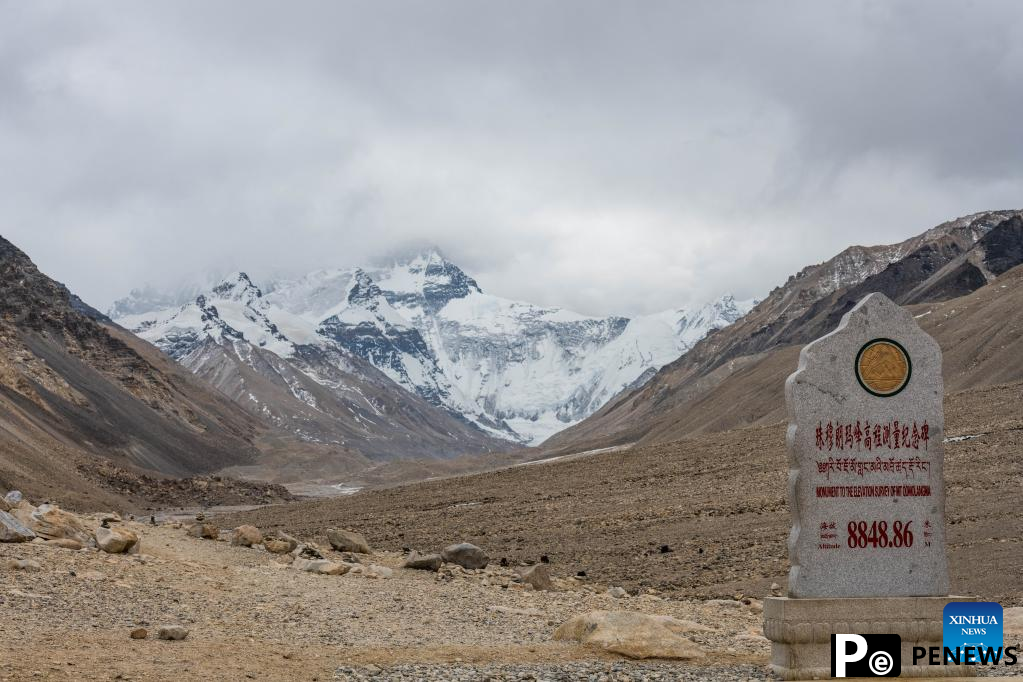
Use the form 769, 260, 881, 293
0, 235, 271, 507
114, 250, 753, 445
545, 209, 1023, 450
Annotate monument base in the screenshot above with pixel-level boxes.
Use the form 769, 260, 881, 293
764, 595, 976, 679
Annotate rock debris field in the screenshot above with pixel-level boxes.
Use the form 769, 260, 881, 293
3, 490, 1022, 681
0, 494, 780, 681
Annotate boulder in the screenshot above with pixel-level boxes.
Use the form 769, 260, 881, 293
403, 551, 443, 571
3, 490, 23, 507
11, 501, 36, 526
327, 529, 370, 554
186, 522, 219, 539
263, 536, 297, 554
0, 510, 36, 543
292, 558, 351, 575
157, 625, 189, 641
130, 628, 148, 640
553, 610, 707, 660
441, 542, 489, 569
96, 526, 140, 554
517, 564, 554, 591
608, 586, 628, 599
231, 525, 263, 547
27, 504, 94, 545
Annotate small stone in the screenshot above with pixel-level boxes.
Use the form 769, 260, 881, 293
3, 490, 23, 507
440, 542, 489, 569
516, 564, 554, 591
403, 551, 443, 571
608, 586, 628, 598
130, 628, 148, 640
231, 525, 263, 547
157, 625, 189, 641
326, 529, 370, 554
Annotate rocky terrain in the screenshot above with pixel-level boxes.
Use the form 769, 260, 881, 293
0, 235, 280, 508
1, 489, 775, 681
223, 379, 1023, 607
3, 477, 1022, 682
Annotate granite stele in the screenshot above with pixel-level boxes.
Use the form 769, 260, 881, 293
764, 293, 974, 679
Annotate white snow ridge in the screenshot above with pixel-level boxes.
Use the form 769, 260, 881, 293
112, 249, 755, 445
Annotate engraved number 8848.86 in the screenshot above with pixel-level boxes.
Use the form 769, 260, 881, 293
846, 520, 913, 549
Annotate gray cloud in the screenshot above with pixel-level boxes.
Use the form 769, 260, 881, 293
1, 0, 1021, 316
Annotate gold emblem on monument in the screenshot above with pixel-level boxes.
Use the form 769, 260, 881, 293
856, 339, 911, 397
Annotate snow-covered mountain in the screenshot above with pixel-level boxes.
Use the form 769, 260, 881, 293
113, 250, 754, 446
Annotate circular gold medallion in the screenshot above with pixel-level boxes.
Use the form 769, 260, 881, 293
855, 338, 911, 397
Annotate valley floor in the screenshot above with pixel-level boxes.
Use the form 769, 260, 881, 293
1, 521, 770, 681
223, 382, 1023, 606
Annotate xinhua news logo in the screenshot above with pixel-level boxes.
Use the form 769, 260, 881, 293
831, 634, 901, 677
943, 602, 1003, 664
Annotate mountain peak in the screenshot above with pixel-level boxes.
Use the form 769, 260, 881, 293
210, 271, 263, 302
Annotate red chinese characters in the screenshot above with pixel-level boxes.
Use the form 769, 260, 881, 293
815, 419, 928, 452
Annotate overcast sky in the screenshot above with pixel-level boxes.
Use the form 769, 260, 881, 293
2, 1, 1021, 316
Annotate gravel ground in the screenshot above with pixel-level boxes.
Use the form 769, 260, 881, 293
0, 519, 770, 681
330, 662, 772, 681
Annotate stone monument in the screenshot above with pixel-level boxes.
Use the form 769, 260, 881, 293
764, 293, 974, 679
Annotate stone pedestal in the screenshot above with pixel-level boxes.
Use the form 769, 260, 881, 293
764, 595, 976, 679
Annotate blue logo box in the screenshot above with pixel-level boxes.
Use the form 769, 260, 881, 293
943, 601, 1003, 663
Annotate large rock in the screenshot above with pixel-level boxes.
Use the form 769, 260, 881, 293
28, 504, 94, 545
517, 564, 554, 591
0, 510, 36, 542
553, 610, 706, 660
231, 525, 263, 547
186, 522, 219, 539
292, 557, 351, 575
403, 551, 443, 571
327, 529, 370, 554
3, 490, 23, 508
441, 543, 489, 569
263, 535, 298, 554
96, 526, 140, 554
